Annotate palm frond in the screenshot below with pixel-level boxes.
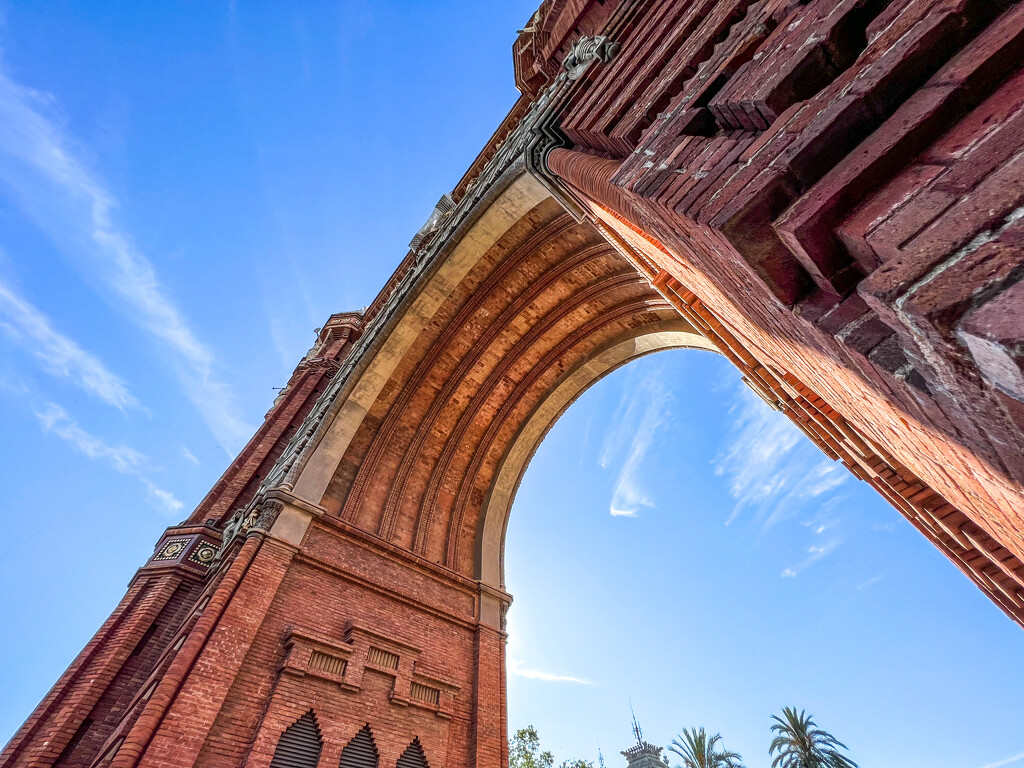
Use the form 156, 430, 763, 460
669, 727, 744, 768
767, 707, 857, 768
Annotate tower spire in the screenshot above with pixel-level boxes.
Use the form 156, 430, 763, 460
630, 702, 644, 748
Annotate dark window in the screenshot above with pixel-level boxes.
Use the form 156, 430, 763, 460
396, 739, 429, 768
129, 624, 159, 657
339, 725, 378, 768
269, 711, 323, 768
54, 717, 93, 766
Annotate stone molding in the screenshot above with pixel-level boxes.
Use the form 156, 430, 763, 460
256, 26, 627, 505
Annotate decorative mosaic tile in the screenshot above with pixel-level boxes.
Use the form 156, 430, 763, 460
154, 537, 190, 561
189, 541, 220, 566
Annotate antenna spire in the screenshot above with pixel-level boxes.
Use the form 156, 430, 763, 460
630, 701, 644, 747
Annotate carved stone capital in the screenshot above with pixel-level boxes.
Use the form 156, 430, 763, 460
249, 499, 284, 535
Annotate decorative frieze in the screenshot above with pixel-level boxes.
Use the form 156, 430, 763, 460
279, 624, 459, 720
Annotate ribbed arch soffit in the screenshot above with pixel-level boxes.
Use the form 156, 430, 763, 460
287, 172, 714, 582
319, 193, 686, 573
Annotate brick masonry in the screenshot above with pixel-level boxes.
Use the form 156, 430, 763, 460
4, 2, 1024, 768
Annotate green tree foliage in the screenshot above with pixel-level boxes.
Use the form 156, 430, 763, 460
510, 726, 553, 768
668, 727, 744, 768
509, 726, 593, 768
768, 707, 857, 768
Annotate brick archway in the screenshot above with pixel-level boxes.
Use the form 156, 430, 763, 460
266, 171, 715, 591
6, 3, 1024, 768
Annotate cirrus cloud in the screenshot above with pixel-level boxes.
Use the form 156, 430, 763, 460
0, 60, 253, 453
0, 275, 140, 411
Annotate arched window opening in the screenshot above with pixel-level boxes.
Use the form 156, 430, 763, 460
395, 738, 429, 768
339, 725, 379, 768
269, 711, 323, 768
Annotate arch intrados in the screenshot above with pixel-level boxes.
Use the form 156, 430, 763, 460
477, 323, 717, 588
289, 170, 552, 505
285, 168, 714, 586
342, 221, 609, 536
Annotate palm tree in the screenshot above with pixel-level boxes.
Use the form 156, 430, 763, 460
669, 727, 744, 768
769, 707, 857, 768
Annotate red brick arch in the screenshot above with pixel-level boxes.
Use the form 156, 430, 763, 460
6, 2, 1024, 768
280, 177, 715, 587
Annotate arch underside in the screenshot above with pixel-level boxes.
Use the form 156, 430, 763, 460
292, 173, 713, 587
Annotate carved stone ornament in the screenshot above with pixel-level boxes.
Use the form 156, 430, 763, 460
154, 538, 189, 561
189, 543, 219, 565
211, 499, 284, 567
563, 35, 620, 81
410, 193, 457, 254
249, 499, 284, 534
214, 508, 248, 563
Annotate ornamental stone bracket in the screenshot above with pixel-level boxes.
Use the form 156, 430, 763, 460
562, 35, 620, 81
264, 488, 326, 546
410, 193, 457, 256
525, 35, 622, 222
220, 489, 323, 557
212, 491, 323, 568
476, 582, 513, 632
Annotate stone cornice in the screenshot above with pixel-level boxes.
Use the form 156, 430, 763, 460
255, 14, 627, 507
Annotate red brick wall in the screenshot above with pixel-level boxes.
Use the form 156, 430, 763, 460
122, 519, 498, 768
540, 0, 1024, 625
2, 318, 365, 768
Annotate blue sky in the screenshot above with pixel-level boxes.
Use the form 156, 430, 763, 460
0, 3, 1022, 768
506, 353, 1024, 768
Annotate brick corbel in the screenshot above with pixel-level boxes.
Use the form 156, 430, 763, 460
409, 669, 460, 720
287, 623, 459, 719
342, 623, 420, 702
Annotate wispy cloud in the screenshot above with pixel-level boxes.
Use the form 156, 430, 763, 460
781, 539, 842, 578
508, 658, 593, 685
181, 445, 200, 465
972, 750, 1024, 768
798, 461, 847, 501
600, 368, 671, 518
37, 402, 143, 471
0, 61, 253, 452
35, 402, 182, 514
0, 276, 140, 410
714, 386, 848, 529
141, 479, 184, 513
857, 573, 885, 590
